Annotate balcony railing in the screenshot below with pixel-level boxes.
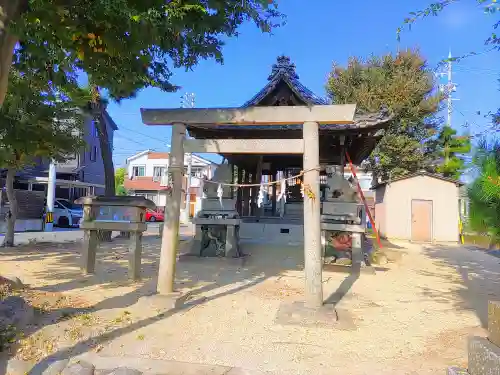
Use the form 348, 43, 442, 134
160, 175, 169, 187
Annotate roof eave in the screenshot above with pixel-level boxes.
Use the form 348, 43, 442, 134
373, 171, 464, 189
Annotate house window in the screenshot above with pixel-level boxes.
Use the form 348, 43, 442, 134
153, 166, 166, 181
132, 166, 146, 177
190, 166, 204, 177
90, 146, 97, 162
91, 120, 99, 137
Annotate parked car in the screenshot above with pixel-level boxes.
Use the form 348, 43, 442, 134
53, 198, 83, 227
145, 209, 164, 222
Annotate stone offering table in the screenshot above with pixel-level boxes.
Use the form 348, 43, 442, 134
321, 165, 367, 268
75, 196, 156, 280
189, 164, 242, 258
190, 198, 241, 257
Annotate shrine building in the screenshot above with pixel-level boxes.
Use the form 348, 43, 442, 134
183, 56, 391, 243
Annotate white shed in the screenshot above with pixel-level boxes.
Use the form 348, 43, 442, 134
373, 172, 463, 243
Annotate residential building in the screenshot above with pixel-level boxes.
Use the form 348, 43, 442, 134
343, 165, 375, 217
0, 109, 117, 199
124, 150, 215, 208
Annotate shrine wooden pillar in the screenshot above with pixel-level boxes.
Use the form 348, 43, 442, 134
250, 167, 257, 216
157, 122, 185, 295
242, 170, 250, 216
255, 156, 263, 220
303, 121, 323, 308
271, 168, 277, 216
237, 167, 243, 216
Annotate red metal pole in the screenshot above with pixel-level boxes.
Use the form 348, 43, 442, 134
345, 151, 383, 249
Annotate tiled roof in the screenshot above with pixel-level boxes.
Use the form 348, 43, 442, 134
148, 152, 169, 159
372, 171, 464, 189
124, 177, 171, 191
124, 176, 200, 193
194, 55, 389, 131
242, 55, 329, 107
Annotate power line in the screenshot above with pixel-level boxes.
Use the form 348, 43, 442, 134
454, 66, 499, 77
114, 133, 150, 147
117, 124, 172, 147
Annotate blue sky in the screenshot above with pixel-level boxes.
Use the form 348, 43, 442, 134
107, 0, 499, 167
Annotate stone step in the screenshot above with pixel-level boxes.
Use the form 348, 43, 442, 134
446, 367, 469, 375
488, 301, 500, 347
74, 354, 274, 375
468, 336, 500, 375
447, 367, 470, 375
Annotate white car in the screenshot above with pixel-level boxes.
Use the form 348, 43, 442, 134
53, 198, 83, 227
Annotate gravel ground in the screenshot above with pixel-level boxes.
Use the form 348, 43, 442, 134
0, 236, 497, 375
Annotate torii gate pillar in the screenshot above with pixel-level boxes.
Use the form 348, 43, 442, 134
157, 123, 185, 295
303, 121, 323, 308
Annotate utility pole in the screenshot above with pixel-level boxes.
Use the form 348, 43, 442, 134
437, 50, 458, 128
180, 92, 195, 223
435, 50, 460, 165
45, 161, 56, 232
447, 50, 454, 128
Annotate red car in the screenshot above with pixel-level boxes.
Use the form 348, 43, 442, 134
145, 209, 164, 222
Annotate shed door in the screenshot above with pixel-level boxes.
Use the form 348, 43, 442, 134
411, 200, 433, 242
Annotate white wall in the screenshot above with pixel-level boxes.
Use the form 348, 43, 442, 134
127, 153, 151, 178
126, 152, 213, 178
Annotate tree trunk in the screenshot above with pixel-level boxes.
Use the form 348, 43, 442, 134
3, 168, 17, 247
488, 235, 498, 250
96, 109, 115, 242
0, 0, 27, 107
95, 113, 115, 197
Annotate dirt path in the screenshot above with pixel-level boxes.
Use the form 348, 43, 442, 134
0, 237, 498, 375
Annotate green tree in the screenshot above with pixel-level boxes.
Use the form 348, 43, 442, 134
0, 68, 86, 246
430, 125, 471, 179
115, 167, 127, 196
468, 139, 500, 248
326, 50, 444, 181
0, 0, 283, 107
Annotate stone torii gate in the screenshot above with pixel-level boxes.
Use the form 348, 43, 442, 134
141, 104, 357, 309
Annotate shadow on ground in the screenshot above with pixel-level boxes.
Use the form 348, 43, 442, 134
0, 234, 315, 374
421, 244, 500, 329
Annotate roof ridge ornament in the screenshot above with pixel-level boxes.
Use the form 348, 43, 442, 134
268, 55, 299, 81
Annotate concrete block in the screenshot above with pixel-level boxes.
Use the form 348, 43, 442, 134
108, 368, 142, 375
488, 301, 500, 347
42, 359, 71, 375
5, 359, 35, 375
225, 225, 238, 257
239, 222, 264, 240
61, 360, 95, 375
468, 336, 500, 375
275, 301, 356, 330
447, 367, 470, 375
